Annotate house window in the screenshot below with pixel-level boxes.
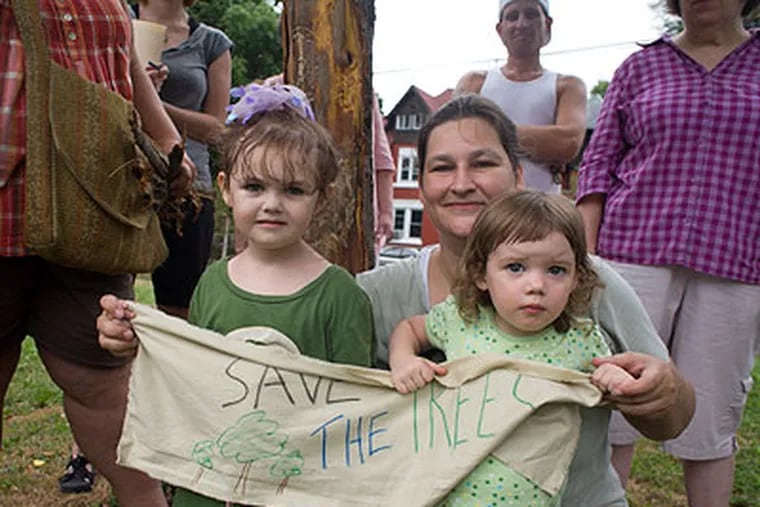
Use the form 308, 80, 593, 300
392, 204, 423, 244
395, 113, 424, 131
409, 209, 423, 238
393, 210, 405, 234
397, 147, 419, 184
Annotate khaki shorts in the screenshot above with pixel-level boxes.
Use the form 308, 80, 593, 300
606, 261, 760, 460
0, 256, 133, 368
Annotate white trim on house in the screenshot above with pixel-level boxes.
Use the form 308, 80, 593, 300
394, 113, 424, 131
395, 146, 419, 187
391, 199, 423, 245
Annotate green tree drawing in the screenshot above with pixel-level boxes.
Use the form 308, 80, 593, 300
190, 439, 217, 485
270, 449, 305, 494
191, 410, 304, 496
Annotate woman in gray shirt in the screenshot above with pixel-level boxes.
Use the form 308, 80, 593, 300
358, 95, 695, 507
138, 0, 233, 319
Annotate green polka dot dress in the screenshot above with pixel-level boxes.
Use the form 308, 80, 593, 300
426, 296, 611, 506
440, 456, 555, 507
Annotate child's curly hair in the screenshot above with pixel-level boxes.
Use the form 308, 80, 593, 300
217, 108, 339, 198
452, 190, 603, 333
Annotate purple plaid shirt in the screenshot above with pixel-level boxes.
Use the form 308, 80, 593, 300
577, 32, 760, 284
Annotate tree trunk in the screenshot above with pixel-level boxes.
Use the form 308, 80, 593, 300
282, 0, 375, 273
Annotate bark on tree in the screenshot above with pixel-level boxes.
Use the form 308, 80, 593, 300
282, 0, 375, 274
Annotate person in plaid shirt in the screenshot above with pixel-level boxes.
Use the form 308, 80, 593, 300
577, 0, 760, 505
0, 1, 193, 505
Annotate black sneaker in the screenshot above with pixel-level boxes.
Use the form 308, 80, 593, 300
58, 454, 95, 494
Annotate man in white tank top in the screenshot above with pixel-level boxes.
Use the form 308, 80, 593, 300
454, 0, 587, 193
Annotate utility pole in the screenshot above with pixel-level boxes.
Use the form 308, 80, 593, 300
282, 0, 375, 273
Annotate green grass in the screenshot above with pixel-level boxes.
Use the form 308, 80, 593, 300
1, 277, 758, 505
3, 342, 61, 417
0, 276, 156, 506
133, 274, 156, 307
735, 379, 760, 505
627, 365, 760, 507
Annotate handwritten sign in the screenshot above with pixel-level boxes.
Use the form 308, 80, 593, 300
119, 304, 602, 506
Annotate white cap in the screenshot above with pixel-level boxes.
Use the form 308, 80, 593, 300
499, 0, 550, 18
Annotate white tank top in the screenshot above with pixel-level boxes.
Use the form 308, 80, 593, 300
480, 68, 560, 192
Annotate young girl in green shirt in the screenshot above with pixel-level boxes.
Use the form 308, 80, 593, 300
98, 83, 374, 506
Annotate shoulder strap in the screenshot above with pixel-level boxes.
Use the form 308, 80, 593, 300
10, 0, 51, 110
13, 0, 176, 219
11, 0, 53, 230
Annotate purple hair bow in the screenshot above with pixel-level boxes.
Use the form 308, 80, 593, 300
225, 83, 316, 125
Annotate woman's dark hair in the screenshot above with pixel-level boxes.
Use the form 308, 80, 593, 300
665, 0, 759, 17
416, 94, 522, 181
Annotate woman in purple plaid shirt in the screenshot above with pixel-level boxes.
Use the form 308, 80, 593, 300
577, 1, 760, 505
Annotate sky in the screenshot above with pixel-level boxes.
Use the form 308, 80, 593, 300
373, 0, 668, 112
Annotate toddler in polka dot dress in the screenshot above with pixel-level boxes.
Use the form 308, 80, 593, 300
389, 190, 632, 507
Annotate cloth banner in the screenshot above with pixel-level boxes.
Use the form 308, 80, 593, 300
119, 304, 603, 506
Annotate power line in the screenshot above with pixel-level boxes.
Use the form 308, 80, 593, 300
374, 40, 649, 75
544, 40, 649, 56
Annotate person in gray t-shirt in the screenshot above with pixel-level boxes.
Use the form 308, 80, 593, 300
137, 0, 233, 320
358, 95, 695, 507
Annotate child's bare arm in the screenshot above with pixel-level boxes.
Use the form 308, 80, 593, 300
591, 362, 636, 396
388, 315, 447, 394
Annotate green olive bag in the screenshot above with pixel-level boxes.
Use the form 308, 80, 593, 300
12, 0, 170, 274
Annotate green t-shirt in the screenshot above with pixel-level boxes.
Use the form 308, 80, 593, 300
175, 258, 374, 506
188, 258, 374, 366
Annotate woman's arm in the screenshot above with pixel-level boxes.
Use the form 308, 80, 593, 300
592, 258, 695, 440
372, 94, 395, 245
593, 353, 695, 440
162, 49, 232, 144
575, 60, 633, 220
130, 41, 182, 153
129, 38, 195, 192
375, 170, 395, 244
577, 193, 605, 254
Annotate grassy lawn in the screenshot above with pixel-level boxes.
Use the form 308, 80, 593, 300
1, 276, 758, 505
626, 363, 760, 507
0, 276, 154, 506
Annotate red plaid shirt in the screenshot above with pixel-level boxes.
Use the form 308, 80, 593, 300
0, 0, 133, 256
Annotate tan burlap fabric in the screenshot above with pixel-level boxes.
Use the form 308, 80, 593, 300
119, 304, 603, 506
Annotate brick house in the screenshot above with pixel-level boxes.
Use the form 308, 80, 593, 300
383, 86, 453, 247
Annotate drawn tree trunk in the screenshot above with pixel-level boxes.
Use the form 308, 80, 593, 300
282, 0, 375, 273
234, 461, 253, 495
